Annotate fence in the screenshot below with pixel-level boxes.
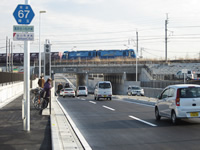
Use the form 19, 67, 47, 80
0, 72, 23, 84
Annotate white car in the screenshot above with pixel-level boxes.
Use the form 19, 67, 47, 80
63, 88, 75, 98
155, 84, 200, 124
77, 86, 88, 97
127, 86, 144, 96
59, 89, 64, 96
94, 81, 112, 100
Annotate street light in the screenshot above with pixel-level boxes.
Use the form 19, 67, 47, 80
39, 10, 46, 78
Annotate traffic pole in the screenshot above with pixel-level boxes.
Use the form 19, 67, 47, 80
23, 0, 30, 131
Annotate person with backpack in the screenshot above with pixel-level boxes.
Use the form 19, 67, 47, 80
38, 76, 45, 88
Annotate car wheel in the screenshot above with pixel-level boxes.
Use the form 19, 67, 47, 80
63, 96, 65, 98
171, 111, 177, 124
110, 97, 112, 100
155, 107, 161, 121
97, 97, 99, 101
94, 96, 96, 100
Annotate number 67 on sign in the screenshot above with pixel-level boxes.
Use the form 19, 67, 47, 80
13, 4, 35, 25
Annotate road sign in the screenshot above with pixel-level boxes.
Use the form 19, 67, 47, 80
13, 32, 34, 41
13, 25, 34, 32
13, 4, 35, 25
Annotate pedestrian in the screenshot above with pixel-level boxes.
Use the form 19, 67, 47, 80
57, 83, 63, 94
39, 78, 52, 115
43, 78, 52, 108
38, 76, 45, 88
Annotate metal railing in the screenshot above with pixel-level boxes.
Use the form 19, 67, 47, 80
0, 72, 23, 85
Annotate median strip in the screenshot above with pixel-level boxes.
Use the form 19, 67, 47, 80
129, 115, 157, 127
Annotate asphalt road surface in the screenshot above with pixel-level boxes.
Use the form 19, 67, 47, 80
55, 75, 200, 150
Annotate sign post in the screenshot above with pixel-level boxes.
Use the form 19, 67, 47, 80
13, 0, 34, 131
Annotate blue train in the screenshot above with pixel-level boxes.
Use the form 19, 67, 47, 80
62, 49, 136, 60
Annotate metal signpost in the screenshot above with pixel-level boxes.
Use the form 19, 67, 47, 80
13, 0, 35, 131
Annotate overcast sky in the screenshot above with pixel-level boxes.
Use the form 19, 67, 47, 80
1, 0, 200, 60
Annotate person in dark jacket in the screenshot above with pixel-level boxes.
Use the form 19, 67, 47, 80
41, 78, 52, 110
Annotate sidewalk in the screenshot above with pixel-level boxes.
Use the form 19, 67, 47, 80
0, 95, 52, 150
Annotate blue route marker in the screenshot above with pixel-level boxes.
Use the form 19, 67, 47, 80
13, 4, 35, 25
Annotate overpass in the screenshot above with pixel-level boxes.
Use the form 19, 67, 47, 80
34, 64, 144, 88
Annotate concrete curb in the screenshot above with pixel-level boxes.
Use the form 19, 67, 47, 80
50, 96, 84, 150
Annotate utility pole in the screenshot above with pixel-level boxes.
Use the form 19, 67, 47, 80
9, 39, 11, 72
136, 31, 138, 82
165, 14, 168, 63
6, 37, 8, 72
11, 42, 13, 72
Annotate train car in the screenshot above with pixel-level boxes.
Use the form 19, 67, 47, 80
97, 49, 136, 59
62, 50, 96, 60
13, 53, 23, 63
62, 49, 136, 60
0, 53, 6, 63
51, 52, 61, 60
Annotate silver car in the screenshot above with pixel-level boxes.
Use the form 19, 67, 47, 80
155, 84, 200, 124
127, 86, 144, 96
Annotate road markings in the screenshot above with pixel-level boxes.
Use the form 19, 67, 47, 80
89, 101, 96, 104
129, 115, 157, 127
81, 98, 86, 101
103, 105, 115, 111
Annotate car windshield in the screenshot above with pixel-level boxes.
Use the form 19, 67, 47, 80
179, 87, 200, 98
132, 87, 141, 90
99, 83, 111, 89
79, 87, 86, 90
65, 88, 73, 91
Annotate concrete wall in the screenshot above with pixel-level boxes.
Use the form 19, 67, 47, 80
0, 79, 39, 104
0, 82, 23, 103
143, 87, 163, 98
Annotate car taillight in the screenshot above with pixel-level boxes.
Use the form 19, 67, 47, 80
71, 92, 74, 93
176, 89, 180, 106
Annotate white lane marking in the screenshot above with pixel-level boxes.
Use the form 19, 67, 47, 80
89, 101, 96, 104
57, 99, 92, 150
129, 115, 157, 127
103, 105, 115, 111
81, 98, 86, 101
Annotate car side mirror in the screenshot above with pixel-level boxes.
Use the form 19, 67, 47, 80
157, 95, 161, 99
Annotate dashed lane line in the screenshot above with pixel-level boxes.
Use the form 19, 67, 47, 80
129, 115, 157, 127
89, 101, 96, 104
102, 105, 115, 111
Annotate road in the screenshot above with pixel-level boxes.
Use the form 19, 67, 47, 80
55, 75, 200, 150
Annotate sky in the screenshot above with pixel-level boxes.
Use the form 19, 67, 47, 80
1, 0, 200, 60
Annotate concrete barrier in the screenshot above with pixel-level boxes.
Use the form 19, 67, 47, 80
0, 82, 23, 108
0, 79, 39, 108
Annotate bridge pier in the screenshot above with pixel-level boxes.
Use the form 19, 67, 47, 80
76, 73, 88, 87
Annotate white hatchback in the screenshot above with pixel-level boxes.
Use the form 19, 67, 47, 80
155, 84, 200, 124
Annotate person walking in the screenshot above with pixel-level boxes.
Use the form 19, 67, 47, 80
38, 76, 45, 88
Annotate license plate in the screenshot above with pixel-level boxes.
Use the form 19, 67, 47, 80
104, 95, 107, 97
190, 112, 199, 117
